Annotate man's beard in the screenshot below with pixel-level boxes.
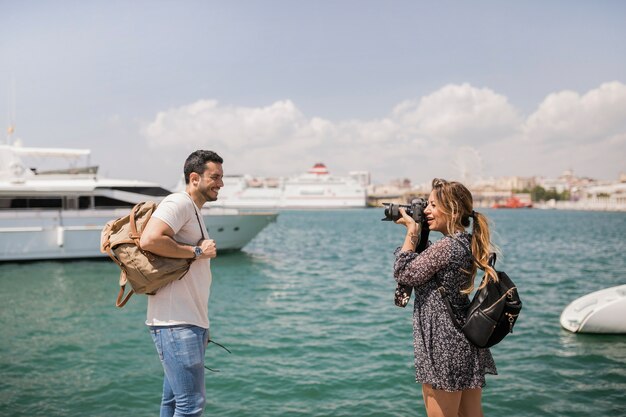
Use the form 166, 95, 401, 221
203, 189, 218, 202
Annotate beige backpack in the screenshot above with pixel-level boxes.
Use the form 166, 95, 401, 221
100, 201, 202, 307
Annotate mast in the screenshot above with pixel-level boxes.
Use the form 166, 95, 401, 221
6, 76, 16, 145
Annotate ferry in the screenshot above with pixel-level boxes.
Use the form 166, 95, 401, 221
492, 196, 533, 209
0, 143, 277, 261
215, 163, 368, 209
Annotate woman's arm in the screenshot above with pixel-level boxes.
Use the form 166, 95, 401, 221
394, 238, 454, 286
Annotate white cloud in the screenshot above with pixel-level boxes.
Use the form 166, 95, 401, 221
142, 82, 626, 183
143, 99, 306, 151
392, 83, 522, 144
524, 81, 626, 145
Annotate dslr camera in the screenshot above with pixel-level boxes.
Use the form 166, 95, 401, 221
382, 197, 429, 308
381, 198, 428, 224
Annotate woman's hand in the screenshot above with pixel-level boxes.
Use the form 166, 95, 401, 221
396, 208, 422, 251
395, 208, 421, 235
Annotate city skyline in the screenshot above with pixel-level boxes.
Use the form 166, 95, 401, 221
1, 1, 625, 189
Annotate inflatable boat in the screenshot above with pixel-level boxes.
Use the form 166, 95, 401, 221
560, 284, 626, 334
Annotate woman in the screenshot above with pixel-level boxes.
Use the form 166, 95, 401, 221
394, 178, 498, 417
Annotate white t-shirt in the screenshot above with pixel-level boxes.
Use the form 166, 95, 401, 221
145, 192, 212, 329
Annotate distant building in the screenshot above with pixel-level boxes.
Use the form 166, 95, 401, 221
533, 170, 626, 211
496, 176, 536, 191
538, 177, 570, 194
368, 170, 625, 211
471, 176, 535, 192
539, 169, 599, 195
349, 171, 371, 187
546, 182, 626, 211
366, 178, 420, 207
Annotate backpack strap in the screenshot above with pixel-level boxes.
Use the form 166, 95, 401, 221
115, 270, 135, 308
101, 218, 136, 307
128, 203, 143, 246
105, 244, 136, 307
449, 235, 497, 270
437, 282, 464, 332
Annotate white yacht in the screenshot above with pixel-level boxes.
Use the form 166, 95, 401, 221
0, 143, 277, 261
215, 163, 367, 209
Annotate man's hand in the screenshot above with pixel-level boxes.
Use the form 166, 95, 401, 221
197, 239, 217, 259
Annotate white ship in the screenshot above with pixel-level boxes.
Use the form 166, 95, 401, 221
0, 143, 277, 261
215, 163, 368, 209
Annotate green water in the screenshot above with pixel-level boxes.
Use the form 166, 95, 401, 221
1, 209, 625, 416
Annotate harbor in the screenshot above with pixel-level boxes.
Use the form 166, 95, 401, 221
2, 3, 624, 416
366, 171, 626, 212
1, 208, 625, 416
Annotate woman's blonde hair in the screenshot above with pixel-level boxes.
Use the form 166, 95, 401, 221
430, 178, 498, 293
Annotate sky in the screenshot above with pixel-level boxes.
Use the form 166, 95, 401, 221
1, 0, 625, 188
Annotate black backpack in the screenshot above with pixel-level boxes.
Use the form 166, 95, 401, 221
438, 249, 522, 348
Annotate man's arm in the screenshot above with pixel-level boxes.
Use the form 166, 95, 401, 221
139, 217, 194, 258
140, 217, 217, 259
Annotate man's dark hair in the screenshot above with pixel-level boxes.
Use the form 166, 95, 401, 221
184, 150, 223, 184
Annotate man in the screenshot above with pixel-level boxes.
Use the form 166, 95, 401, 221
140, 150, 224, 417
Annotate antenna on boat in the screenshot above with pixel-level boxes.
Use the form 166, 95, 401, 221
6, 75, 16, 146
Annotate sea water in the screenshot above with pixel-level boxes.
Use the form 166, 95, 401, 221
0, 209, 625, 417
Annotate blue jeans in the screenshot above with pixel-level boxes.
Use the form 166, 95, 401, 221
150, 325, 210, 417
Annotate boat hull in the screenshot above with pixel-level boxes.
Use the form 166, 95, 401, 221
560, 284, 626, 333
0, 208, 277, 261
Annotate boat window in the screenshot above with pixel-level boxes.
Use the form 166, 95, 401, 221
93, 196, 135, 208
0, 196, 133, 210
79, 196, 92, 209
1, 197, 63, 209
65, 196, 79, 210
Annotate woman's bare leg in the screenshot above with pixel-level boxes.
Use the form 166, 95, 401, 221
421, 384, 461, 417
458, 387, 483, 417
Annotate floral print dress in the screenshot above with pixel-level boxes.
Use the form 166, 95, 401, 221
394, 231, 497, 391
